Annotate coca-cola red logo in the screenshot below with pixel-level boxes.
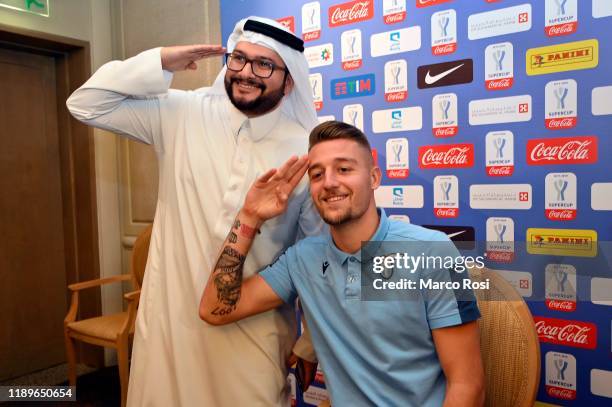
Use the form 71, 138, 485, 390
486, 78, 514, 90
546, 22, 577, 37
534, 317, 597, 349
416, 0, 452, 8
546, 117, 577, 129
487, 166, 513, 177
546, 386, 576, 400
384, 11, 406, 25
432, 43, 456, 56
419, 144, 474, 169
435, 208, 458, 218
328, 0, 373, 27
527, 136, 597, 165
546, 299, 576, 312
276, 16, 295, 33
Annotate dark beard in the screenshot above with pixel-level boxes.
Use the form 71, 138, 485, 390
321, 210, 353, 226
224, 77, 285, 116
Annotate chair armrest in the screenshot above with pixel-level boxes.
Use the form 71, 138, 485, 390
124, 290, 141, 303
68, 274, 132, 291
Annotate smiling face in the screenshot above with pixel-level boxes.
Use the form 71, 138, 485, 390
308, 138, 380, 226
224, 41, 293, 117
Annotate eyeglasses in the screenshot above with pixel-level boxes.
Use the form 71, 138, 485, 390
225, 53, 288, 79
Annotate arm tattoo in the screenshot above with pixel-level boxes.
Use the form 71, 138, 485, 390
212, 246, 246, 313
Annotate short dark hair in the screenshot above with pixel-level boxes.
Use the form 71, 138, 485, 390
308, 120, 372, 152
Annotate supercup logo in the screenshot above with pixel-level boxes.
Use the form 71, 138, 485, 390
384, 60, 408, 102
545, 264, 577, 312
527, 136, 598, 165
309, 73, 323, 111
302, 2, 321, 41
545, 352, 577, 400
385, 138, 409, 178
433, 175, 459, 218
486, 217, 515, 263
432, 93, 458, 137
545, 0, 577, 37
431, 9, 457, 56
545, 173, 577, 221
341, 29, 363, 70
383, 0, 406, 24
486, 131, 514, 176
342, 104, 364, 131
485, 42, 514, 90
534, 317, 597, 349
328, 0, 373, 27
419, 143, 474, 169
546, 79, 577, 129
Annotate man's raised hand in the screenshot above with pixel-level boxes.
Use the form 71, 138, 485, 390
242, 155, 309, 225
161, 44, 226, 72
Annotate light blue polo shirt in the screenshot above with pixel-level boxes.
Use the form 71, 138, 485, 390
260, 209, 480, 406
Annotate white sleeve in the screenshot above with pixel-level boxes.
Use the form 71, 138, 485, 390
66, 47, 175, 149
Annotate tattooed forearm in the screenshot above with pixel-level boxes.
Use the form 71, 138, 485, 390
212, 246, 246, 310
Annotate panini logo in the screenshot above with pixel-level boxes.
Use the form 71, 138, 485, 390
331, 74, 375, 99
526, 39, 599, 76
527, 228, 597, 257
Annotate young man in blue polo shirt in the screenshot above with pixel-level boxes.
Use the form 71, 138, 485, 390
200, 121, 485, 406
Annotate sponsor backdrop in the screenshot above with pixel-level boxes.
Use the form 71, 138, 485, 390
220, 1, 612, 405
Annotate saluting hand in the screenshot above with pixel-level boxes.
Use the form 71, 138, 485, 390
242, 155, 309, 224
160, 44, 227, 72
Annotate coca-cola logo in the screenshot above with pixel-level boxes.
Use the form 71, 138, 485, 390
546, 386, 576, 400
419, 144, 474, 168
329, 0, 373, 27
546, 117, 577, 129
546, 209, 576, 220
534, 317, 597, 349
527, 136, 597, 165
546, 22, 577, 37
433, 127, 458, 137
487, 166, 513, 176
416, 0, 452, 8
276, 16, 295, 33
486, 78, 513, 90
435, 208, 458, 218
432, 43, 456, 56
384, 11, 406, 25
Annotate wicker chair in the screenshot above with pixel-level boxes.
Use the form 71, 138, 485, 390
470, 267, 540, 407
318, 267, 540, 407
63, 225, 152, 407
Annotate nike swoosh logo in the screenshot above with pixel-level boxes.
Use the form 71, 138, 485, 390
447, 230, 466, 239
424, 63, 465, 85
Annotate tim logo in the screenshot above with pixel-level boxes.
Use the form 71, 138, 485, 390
331, 74, 375, 99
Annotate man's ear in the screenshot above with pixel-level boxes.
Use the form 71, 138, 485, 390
371, 165, 382, 190
284, 74, 294, 95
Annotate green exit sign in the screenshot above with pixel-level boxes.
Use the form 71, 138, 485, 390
0, 0, 49, 17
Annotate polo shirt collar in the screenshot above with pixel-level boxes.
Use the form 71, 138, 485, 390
325, 208, 390, 265
226, 99, 282, 142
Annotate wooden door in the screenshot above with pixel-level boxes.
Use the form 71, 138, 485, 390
0, 47, 68, 381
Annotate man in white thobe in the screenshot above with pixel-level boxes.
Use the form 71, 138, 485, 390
67, 16, 322, 407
